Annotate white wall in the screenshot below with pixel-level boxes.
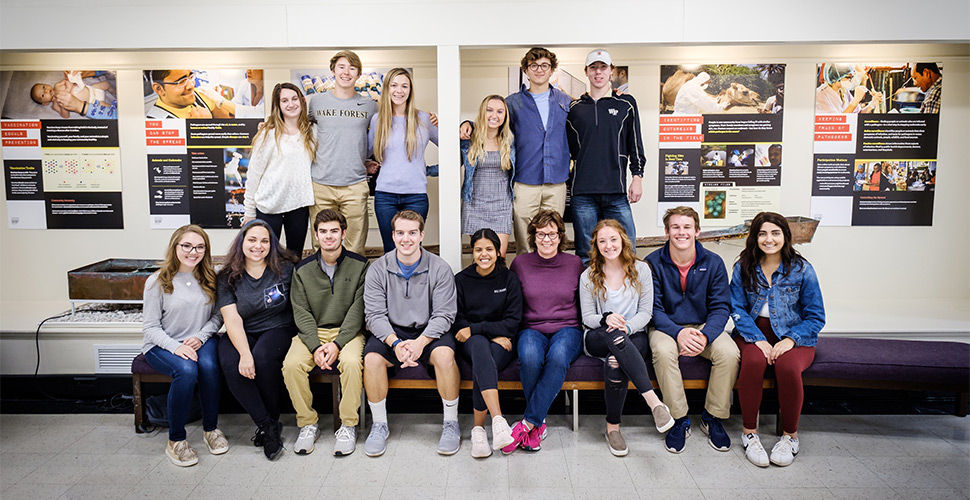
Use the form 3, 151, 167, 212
1, 1, 968, 374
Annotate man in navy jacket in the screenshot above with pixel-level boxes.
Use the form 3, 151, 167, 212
645, 206, 740, 454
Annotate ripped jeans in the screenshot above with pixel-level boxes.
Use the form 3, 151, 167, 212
584, 327, 654, 425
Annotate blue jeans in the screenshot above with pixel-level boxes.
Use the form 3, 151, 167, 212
570, 194, 636, 263
517, 327, 583, 426
144, 340, 221, 441
374, 191, 430, 253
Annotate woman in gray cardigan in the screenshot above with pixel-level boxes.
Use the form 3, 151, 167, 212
580, 219, 673, 456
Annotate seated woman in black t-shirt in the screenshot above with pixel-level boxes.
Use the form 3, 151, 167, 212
217, 219, 298, 460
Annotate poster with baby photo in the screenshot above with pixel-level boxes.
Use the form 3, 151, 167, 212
1, 70, 123, 229
143, 69, 265, 230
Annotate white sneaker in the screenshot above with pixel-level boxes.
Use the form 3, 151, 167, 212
294, 424, 320, 455
491, 416, 514, 450
770, 435, 799, 467
741, 432, 769, 468
470, 426, 491, 458
333, 425, 357, 456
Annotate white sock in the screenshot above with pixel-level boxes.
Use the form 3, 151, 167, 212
442, 397, 459, 422
369, 399, 387, 424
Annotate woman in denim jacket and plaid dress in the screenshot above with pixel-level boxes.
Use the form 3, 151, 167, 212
730, 212, 825, 468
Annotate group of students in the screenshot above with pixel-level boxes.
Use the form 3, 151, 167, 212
242, 47, 647, 269
143, 204, 825, 470
142, 45, 824, 469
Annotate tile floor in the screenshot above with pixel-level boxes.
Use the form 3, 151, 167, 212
0, 412, 967, 499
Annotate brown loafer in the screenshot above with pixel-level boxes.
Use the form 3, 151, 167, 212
606, 429, 628, 457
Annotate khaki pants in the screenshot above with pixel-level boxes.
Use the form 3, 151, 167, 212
282, 328, 365, 428
512, 182, 566, 252
648, 324, 740, 420
310, 180, 369, 255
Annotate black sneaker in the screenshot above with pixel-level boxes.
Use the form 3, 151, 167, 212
262, 420, 284, 461
251, 427, 266, 447
700, 410, 731, 451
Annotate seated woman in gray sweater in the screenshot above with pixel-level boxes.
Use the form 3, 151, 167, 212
142, 225, 226, 467
580, 219, 673, 457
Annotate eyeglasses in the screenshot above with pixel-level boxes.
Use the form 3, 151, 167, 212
158, 72, 195, 90
528, 63, 552, 72
535, 232, 560, 241
179, 243, 206, 254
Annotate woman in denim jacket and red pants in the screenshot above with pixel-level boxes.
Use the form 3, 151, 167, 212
730, 212, 825, 468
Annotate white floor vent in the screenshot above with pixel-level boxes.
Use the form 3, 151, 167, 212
93, 344, 142, 374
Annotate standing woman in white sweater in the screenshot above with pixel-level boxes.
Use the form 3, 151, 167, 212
142, 224, 227, 467
243, 82, 316, 255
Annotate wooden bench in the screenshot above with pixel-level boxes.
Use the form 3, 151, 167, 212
132, 337, 969, 435
131, 354, 344, 433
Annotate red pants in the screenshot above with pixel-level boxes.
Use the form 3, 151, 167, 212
735, 317, 815, 434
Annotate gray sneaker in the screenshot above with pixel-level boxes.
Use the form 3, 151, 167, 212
294, 423, 320, 455
437, 421, 461, 456
333, 425, 357, 456
364, 422, 389, 457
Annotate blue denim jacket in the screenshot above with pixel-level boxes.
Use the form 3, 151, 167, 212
505, 84, 572, 185
459, 139, 515, 203
730, 259, 825, 347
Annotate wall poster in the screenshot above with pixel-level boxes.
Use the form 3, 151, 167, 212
657, 64, 785, 227
1, 70, 122, 229
145, 69, 264, 229
810, 62, 941, 226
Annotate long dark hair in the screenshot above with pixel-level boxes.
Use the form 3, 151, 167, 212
737, 212, 804, 292
470, 228, 506, 269
221, 219, 297, 287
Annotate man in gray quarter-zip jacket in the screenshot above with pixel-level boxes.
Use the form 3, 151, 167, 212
361, 210, 460, 457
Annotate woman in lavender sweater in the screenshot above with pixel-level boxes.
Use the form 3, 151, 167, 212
504, 210, 584, 453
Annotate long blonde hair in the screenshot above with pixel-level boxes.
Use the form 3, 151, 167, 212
157, 224, 217, 303
373, 68, 421, 163
252, 82, 317, 158
468, 95, 513, 171
586, 219, 642, 301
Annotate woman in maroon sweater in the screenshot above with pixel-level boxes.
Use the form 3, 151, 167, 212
505, 210, 584, 453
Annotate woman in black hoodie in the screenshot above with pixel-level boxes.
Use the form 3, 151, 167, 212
454, 228, 523, 458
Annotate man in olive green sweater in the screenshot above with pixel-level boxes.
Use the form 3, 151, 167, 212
283, 209, 369, 456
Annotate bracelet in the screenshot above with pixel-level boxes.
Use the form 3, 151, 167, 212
81, 101, 88, 116
391, 338, 402, 348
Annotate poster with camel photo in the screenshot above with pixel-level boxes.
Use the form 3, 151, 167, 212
809, 62, 941, 226
657, 64, 784, 228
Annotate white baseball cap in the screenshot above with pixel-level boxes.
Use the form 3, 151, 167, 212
585, 49, 613, 67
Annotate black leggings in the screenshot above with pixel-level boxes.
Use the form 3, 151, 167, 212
584, 327, 653, 425
218, 327, 293, 429
257, 207, 309, 256
460, 335, 515, 412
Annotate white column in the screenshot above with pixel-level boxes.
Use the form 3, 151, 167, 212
436, 45, 462, 269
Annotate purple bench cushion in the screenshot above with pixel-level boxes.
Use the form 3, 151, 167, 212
131, 353, 155, 374
132, 353, 340, 377
804, 338, 970, 387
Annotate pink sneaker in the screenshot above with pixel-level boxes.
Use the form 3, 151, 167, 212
538, 422, 547, 440
501, 421, 527, 455
520, 424, 542, 451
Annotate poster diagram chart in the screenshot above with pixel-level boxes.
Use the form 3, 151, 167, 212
144, 69, 264, 229
657, 64, 785, 227
1, 70, 122, 229
810, 63, 941, 226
